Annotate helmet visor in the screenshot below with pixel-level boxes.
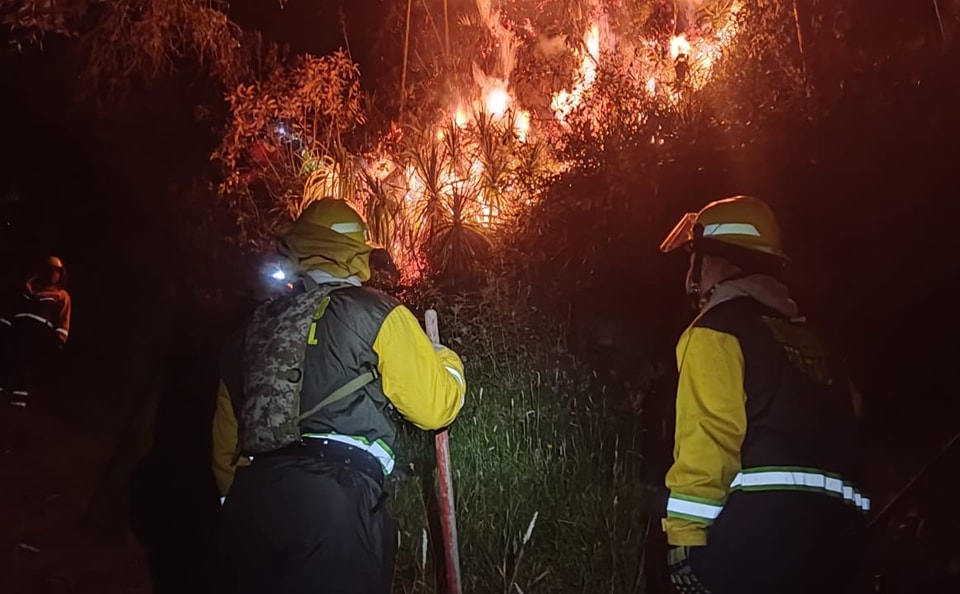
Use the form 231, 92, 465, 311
659, 212, 699, 253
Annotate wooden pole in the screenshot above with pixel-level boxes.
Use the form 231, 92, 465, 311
425, 309, 462, 594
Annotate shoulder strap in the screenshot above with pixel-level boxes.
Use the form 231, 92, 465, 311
284, 366, 380, 433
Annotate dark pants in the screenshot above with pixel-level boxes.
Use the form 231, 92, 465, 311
218, 449, 395, 594
128, 452, 221, 594
689, 491, 869, 594
0, 320, 58, 395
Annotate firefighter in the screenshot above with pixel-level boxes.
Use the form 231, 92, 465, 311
0, 256, 72, 402
658, 195, 869, 594
212, 198, 466, 594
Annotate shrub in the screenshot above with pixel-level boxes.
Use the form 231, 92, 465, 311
386, 278, 650, 593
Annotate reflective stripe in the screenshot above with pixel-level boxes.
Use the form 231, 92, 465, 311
56, 328, 69, 337
14, 313, 53, 327
219, 496, 226, 505
330, 222, 364, 235
666, 495, 724, 523
444, 365, 464, 387
301, 433, 396, 475
0, 318, 10, 326
731, 468, 871, 513
702, 223, 760, 237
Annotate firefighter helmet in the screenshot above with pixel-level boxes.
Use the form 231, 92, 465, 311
46, 256, 64, 269
659, 195, 788, 260
294, 197, 369, 244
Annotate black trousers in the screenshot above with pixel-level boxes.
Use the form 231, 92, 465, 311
689, 491, 869, 594
0, 320, 57, 394
218, 452, 395, 594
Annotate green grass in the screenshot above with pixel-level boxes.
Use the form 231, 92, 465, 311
387, 288, 650, 593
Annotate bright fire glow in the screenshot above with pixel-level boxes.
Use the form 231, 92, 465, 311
646, 77, 657, 96
514, 110, 530, 142
284, 0, 746, 282
670, 34, 691, 60
551, 22, 601, 122
454, 106, 470, 128
484, 85, 510, 118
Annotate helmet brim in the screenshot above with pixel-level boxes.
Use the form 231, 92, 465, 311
659, 212, 698, 253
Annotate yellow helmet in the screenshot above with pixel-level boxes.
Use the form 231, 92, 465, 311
659, 195, 788, 260
295, 197, 369, 244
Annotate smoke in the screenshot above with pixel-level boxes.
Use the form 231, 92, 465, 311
475, 0, 518, 80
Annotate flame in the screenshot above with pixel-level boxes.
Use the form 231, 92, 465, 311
288, 0, 747, 282
484, 85, 510, 118
670, 34, 691, 60
454, 105, 470, 128
551, 22, 602, 122
514, 110, 530, 142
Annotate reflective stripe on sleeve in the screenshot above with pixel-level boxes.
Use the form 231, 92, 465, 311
444, 365, 464, 387
666, 494, 725, 524
14, 313, 53, 327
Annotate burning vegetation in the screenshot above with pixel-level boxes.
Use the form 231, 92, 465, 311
211, 0, 755, 283
0, 0, 824, 284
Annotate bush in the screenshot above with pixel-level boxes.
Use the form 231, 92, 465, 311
386, 279, 650, 593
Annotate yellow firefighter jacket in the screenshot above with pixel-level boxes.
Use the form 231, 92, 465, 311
211, 283, 466, 497
663, 275, 868, 546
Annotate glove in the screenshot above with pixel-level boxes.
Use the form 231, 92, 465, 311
668, 546, 711, 594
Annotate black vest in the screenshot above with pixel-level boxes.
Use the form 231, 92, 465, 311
694, 297, 863, 485
222, 284, 401, 455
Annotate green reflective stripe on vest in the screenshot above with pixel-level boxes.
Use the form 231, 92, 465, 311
731, 467, 871, 513
666, 493, 725, 524
301, 433, 396, 475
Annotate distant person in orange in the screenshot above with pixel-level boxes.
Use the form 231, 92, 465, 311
0, 256, 72, 404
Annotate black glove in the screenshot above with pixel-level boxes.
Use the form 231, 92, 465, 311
668, 546, 711, 594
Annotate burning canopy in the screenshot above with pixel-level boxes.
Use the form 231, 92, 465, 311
218, 0, 747, 280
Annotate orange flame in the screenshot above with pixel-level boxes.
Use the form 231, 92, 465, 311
551, 22, 602, 122
484, 84, 510, 118
670, 34, 691, 60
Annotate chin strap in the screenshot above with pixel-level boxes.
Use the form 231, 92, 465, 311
687, 224, 707, 312
687, 249, 704, 312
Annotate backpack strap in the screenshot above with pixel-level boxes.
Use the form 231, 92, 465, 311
283, 365, 381, 435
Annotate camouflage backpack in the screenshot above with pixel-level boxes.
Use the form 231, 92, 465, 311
237, 280, 378, 454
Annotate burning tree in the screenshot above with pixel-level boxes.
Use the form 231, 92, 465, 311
1, 0, 834, 287
209, 0, 769, 287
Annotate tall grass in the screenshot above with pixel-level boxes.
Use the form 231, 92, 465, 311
388, 283, 650, 593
